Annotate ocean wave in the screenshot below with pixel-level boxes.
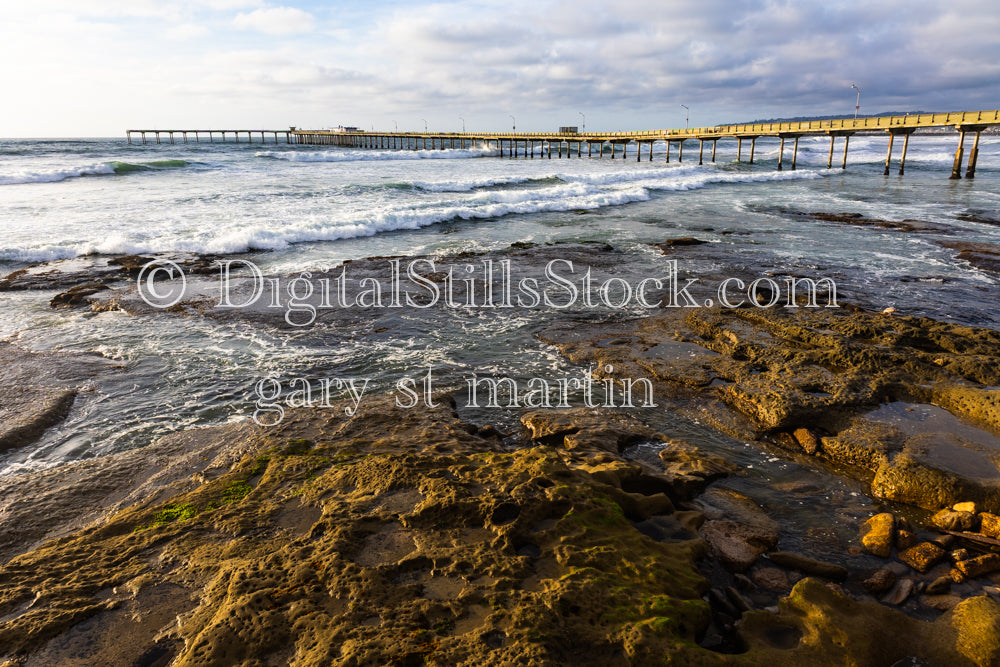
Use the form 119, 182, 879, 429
0, 160, 196, 185
0, 167, 823, 262
254, 147, 499, 162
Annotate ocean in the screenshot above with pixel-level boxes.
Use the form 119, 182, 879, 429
1, 131, 998, 498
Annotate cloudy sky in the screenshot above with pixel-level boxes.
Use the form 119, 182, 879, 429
3, 0, 999, 136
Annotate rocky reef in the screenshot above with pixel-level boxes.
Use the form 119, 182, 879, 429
1, 396, 1000, 665
540, 299, 1000, 514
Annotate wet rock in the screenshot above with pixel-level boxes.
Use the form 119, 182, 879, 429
921, 594, 962, 611
804, 211, 953, 234
792, 427, 820, 454
931, 508, 977, 532
653, 238, 707, 252
862, 568, 897, 594
733, 573, 756, 591
953, 501, 978, 513
49, 282, 109, 308
766, 552, 847, 581
897, 542, 946, 573
925, 576, 952, 595
980, 512, 1000, 538
656, 441, 739, 498
955, 553, 1000, 579
725, 586, 753, 613
882, 578, 916, 606
751, 567, 789, 592
950, 548, 970, 563
739, 578, 1000, 665
693, 487, 779, 534
520, 407, 661, 454
0, 397, 727, 664
896, 529, 917, 550
708, 587, 739, 617
695, 489, 780, 572
859, 512, 896, 557
932, 534, 956, 549
699, 520, 777, 571
0, 343, 115, 456
939, 241, 1000, 275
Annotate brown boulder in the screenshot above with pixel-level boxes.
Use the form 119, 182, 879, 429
931, 508, 977, 532
859, 512, 895, 557
700, 519, 778, 571
862, 568, 897, 594
980, 512, 1000, 538
898, 542, 946, 573
792, 427, 821, 454
955, 553, 1000, 579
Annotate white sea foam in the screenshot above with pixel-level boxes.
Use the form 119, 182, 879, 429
0, 166, 824, 261
254, 147, 499, 162
0, 162, 116, 185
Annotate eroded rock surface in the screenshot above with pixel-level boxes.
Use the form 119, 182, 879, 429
540, 304, 1000, 512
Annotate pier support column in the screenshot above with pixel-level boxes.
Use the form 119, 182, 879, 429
678, 140, 684, 162
777, 137, 785, 170
127, 131, 132, 145
749, 137, 756, 164
966, 130, 982, 179
827, 135, 835, 168
637, 142, 642, 162
791, 136, 800, 170
155, 131, 161, 144
698, 139, 704, 165
711, 140, 717, 163
665, 141, 670, 162
588, 142, 593, 157
899, 132, 911, 175
623, 142, 628, 160
950, 131, 966, 179
649, 141, 654, 161
841, 135, 850, 169
611, 143, 616, 159
737, 137, 742, 161
558, 141, 563, 158
883, 132, 895, 176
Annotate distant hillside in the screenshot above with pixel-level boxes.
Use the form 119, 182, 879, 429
731, 111, 933, 124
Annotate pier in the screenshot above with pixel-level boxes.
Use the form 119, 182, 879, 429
129, 110, 1000, 178
126, 129, 293, 145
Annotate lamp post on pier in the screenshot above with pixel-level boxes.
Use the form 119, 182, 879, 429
851, 83, 862, 119
459, 116, 465, 132
421, 118, 428, 132
579, 111, 585, 133
393, 120, 398, 132
680, 105, 689, 129
509, 115, 516, 132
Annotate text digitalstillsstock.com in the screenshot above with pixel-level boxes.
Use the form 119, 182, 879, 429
136, 258, 839, 426
137, 257, 840, 322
